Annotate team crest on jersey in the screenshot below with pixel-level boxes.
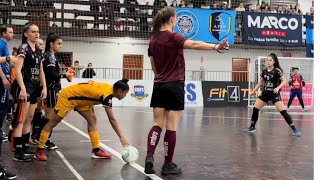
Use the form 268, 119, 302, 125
130, 85, 148, 103
176, 10, 199, 39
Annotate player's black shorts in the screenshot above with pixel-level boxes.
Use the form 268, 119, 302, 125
150, 81, 184, 111
45, 88, 58, 108
25, 82, 42, 104
258, 90, 282, 104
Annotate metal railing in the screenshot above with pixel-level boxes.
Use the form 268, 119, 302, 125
62, 67, 251, 81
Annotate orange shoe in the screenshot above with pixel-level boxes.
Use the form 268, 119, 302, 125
91, 149, 111, 159
34, 148, 47, 161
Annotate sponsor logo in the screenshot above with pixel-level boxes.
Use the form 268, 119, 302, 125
207, 86, 251, 102
209, 12, 232, 41
185, 83, 197, 105
176, 10, 200, 39
247, 15, 299, 30
130, 85, 148, 103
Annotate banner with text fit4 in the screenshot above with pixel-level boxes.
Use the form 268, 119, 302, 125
305, 15, 314, 57
243, 12, 302, 47
201, 81, 249, 107
173, 8, 236, 44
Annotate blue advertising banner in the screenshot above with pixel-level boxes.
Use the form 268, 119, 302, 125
173, 8, 236, 44
305, 15, 313, 57
242, 12, 302, 47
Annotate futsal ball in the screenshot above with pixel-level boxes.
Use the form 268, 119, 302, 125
121, 146, 139, 164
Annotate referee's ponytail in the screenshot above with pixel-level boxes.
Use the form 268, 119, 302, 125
113, 78, 129, 91
269, 53, 283, 72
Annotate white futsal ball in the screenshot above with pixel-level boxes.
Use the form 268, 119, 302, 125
121, 146, 139, 164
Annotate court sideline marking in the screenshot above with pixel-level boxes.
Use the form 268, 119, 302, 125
112, 108, 313, 121
55, 150, 85, 180
61, 120, 163, 180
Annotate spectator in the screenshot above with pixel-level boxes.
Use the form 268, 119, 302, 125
13, 0, 24, 6
306, 6, 314, 15
277, 6, 285, 14
221, 2, 228, 10
210, 2, 217, 9
247, 4, 255, 11
90, 0, 100, 29
255, 4, 261, 12
71, 60, 85, 78
285, 5, 294, 14
179, 0, 187, 7
187, 2, 194, 8
293, 4, 303, 15
82, 63, 96, 78
170, 0, 178, 7
235, 3, 245, 12
140, 1, 150, 32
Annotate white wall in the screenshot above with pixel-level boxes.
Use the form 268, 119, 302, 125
8, 38, 306, 72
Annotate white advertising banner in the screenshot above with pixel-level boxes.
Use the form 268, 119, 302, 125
61, 79, 203, 107
184, 81, 203, 107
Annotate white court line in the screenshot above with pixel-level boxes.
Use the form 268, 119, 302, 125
112, 108, 313, 121
61, 120, 163, 180
80, 140, 110, 142
55, 150, 85, 180
266, 112, 314, 115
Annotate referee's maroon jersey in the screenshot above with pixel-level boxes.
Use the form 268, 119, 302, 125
149, 30, 187, 83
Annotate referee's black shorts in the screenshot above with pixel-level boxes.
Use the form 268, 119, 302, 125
150, 81, 184, 111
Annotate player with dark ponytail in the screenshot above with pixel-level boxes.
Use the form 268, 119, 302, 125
35, 79, 130, 161
243, 53, 302, 137
32, 32, 74, 150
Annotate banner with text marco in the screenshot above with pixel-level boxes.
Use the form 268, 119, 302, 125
242, 12, 302, 47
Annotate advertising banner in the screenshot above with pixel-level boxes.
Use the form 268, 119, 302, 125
174, 8, 236, 44
243, 12, 302, 47
280, 83, 313, 107
202, 81, 249, 107
61, 79, 204, 107
305, 15, 314, 57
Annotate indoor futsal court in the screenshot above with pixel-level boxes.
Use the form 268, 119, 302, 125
2, 106, 313, 180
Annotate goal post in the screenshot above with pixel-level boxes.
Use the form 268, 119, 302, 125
248, 56, 314, 108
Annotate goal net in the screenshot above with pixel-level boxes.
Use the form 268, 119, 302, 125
248, 56, 314, 108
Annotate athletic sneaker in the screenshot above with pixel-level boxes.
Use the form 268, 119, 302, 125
293, 129, 302, 137
91, 149, 111, 159
34, 149, 47, 161
144, 156, 155, 174
2, 133, 8, 142
0, 167, 17, 180
45, 140, 59, 150
243, 127, 256, 133
286, 107, 290, 112
13, 150, 32, 162
0, 171, 8, 180
31, 138, 39, 145
161, 163, 182, 175
302, 108, 307, 112
23, 147, 35, 156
